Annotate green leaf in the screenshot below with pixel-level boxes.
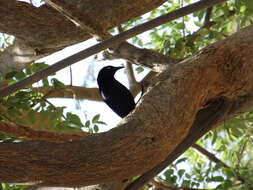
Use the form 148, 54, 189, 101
51, 78, 66, 89
211, 130, 218, 145
164, 168, 174, 178
222, 179, 233, 188
32, 62, 49, 72
66, 112, 82, 127
15, 71, 26, 80
178, 169, 185, 178
42, 78, 49, 87
211, 176, 224, 182
222, 168, 235, 178
92, 114, 100, 123
136, 66, 144, 74
245, 0, 253, 13
194, 21, 202, 27
175, 157, 187, 164
85, 120, 90, 128
96, 121, 107, 125
5, 71, 18, 79
185, 173, 191, 179
182, 180, 190, 187
94, 124, 99, 133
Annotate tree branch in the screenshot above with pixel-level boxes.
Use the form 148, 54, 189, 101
0, 0, 166, 76
0, 121, 88, 142
191, 144, 230, 168
125, 62, 141, 93
0, 0, 229, 98
103, 42, 180, 72
43, 0, 110, 40
0, 0, 166, 53
33, 86, 102, 101
125, 97, 232, 190
0, 23, 253, 187
44, 0, 182, 71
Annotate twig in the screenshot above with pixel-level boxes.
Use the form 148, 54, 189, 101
188, 10, 235, 43
203, 7, 213, 27
181, 0, 186, 38
40, 96, 68, 120
69, 66, 73, 86
0, 0, 229, 98
192, 144, 230, 168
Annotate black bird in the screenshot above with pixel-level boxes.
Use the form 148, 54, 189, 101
97, 66, 136, 118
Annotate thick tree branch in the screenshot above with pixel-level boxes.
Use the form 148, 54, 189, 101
0, 0, 229, 98
45, 0, 180, 74
0, 0, 166, 52
33, 86, 102, 101
125, 97, 232, 190
0, 23, 253, 187
0, 0, 166, 75
43, 0, 110, 40
103, 42, 180, 72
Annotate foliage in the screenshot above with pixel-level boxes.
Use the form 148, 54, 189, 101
1, 0, 253, 190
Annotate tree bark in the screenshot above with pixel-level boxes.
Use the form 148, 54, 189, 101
1, 24, 253, 187
0, 0, 166, 75
0, 0, 166, 52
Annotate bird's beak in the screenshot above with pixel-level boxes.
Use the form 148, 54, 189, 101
116, 66, 124, 70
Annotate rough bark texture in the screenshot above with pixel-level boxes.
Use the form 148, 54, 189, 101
1, 24, 253, 187
0, 0, 166, 75
0, 0, 166, 52
0, 39, 38, 75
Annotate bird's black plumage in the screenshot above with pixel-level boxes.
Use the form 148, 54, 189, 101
97, 66, 135, 118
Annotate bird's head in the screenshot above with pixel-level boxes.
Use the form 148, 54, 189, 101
97, 66, 124, 79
